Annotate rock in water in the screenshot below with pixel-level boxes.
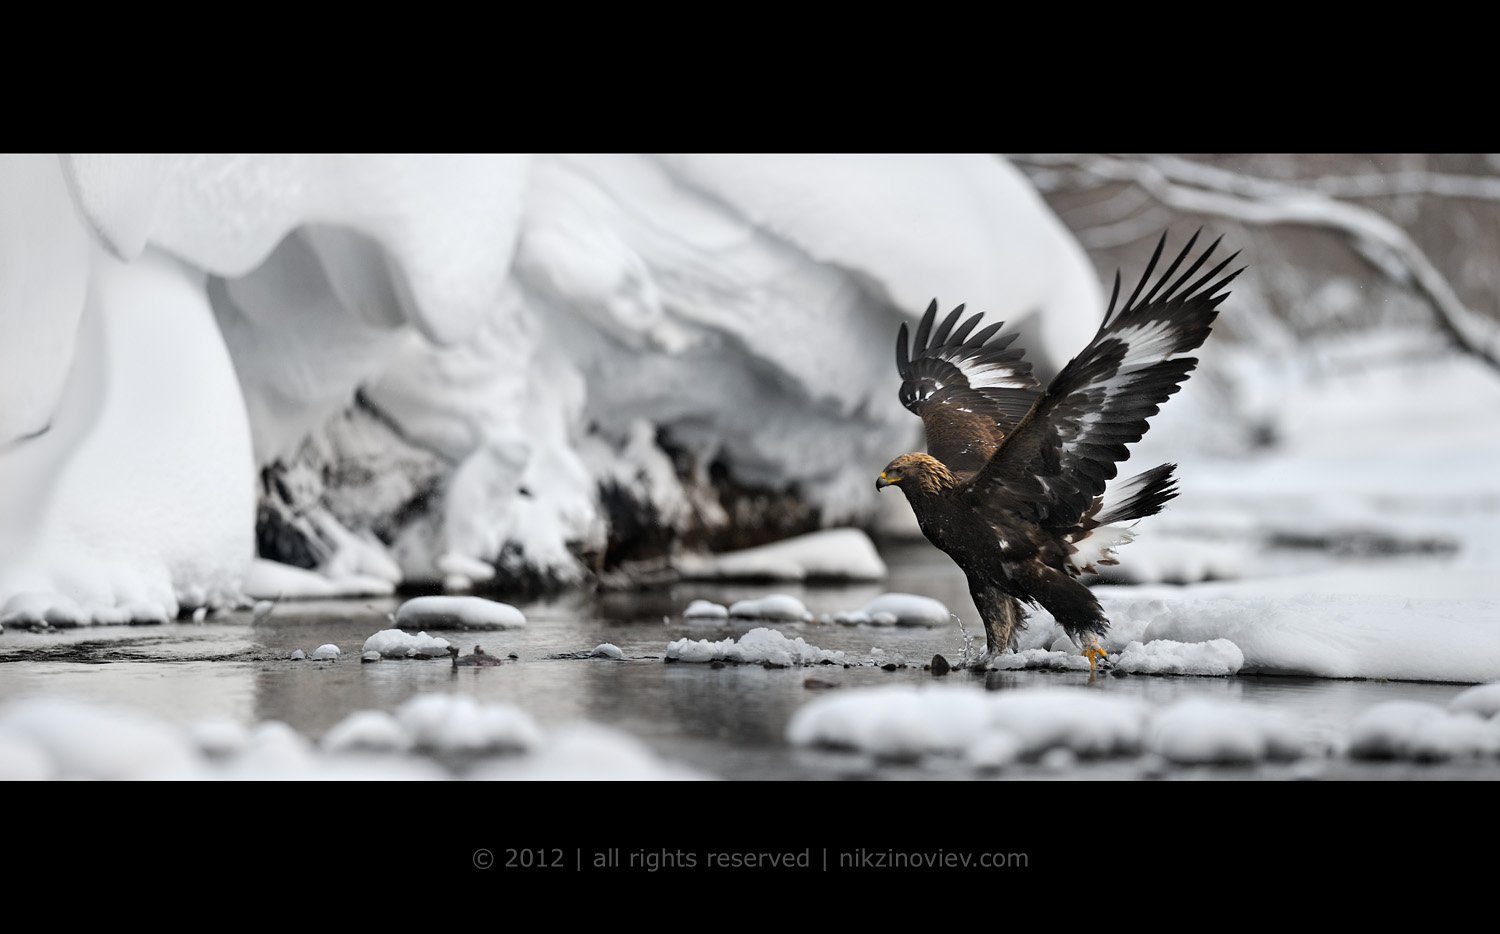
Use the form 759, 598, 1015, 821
930, 654, 951, 676
450, 645, 507, 669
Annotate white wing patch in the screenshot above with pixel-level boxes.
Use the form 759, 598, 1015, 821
944, 354, 1032, 390
1067, 522, 1136, 573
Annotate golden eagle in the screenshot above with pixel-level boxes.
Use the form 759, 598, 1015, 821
877, 231, 1242, 669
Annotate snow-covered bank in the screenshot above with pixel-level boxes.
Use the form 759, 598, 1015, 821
0, 693, 709, 780
676, 528, 886, 581
0, 154, 1097, 620
1001, 579, 1500, 684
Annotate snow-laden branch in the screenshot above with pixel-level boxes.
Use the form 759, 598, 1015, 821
1010, 153, 1500, 373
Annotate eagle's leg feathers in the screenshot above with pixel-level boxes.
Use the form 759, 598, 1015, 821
969, 585, 1025, 669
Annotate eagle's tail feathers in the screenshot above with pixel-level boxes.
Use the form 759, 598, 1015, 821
1097, 463, 1178, 525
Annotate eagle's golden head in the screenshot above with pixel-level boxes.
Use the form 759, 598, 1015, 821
876, 452, 957, 494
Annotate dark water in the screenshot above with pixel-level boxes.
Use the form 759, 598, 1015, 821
0, 542, 1489, 780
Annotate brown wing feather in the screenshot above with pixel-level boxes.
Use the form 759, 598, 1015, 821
896, 301, 1041, 475
960, 230, 1243, 530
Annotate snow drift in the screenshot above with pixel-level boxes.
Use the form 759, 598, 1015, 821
0, 154, 1100, 621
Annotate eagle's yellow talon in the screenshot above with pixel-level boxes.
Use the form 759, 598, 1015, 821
1083, 640, 1109, 672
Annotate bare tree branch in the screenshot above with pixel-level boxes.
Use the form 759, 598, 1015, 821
1009, 153, 1500, 373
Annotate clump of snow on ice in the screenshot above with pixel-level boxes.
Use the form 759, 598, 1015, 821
186, 718, 252, 759
727, 594, 811, 622
986, 649, 1092, 672
830, 610, 872, 625
0, 694, 708, 780
1114, 639, 1244, 676
395, 595, 525, 630
858, 593, 949, 626
676, 528, 886, 581
362, 629, 452, 659
467, 724, 712, 780
232, 721, 317, 776
591, 643, 624, 659
682, 599, 728, 620
987, 689, 1149, 757
395, 693, 542, 755
1449, 682, 1500, 719
311, 643, 341, 660
0, 730, 53, 780
1347, 702, 1500, 761
965, 731, 1023, 770
251, 600, 276, 622
361, 650, 380, 662
0, 698, 200, 780
667, 627, 846, 667
322, 710, 412, 754
786, 685, 992, 759
1147, 699, 1307, 764
0, 592, 89, 627
289, 649, 306, 660
788, 685, 1147, 760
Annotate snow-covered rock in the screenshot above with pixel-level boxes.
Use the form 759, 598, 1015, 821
786, 685, 993, 759
787, 685, 1147, 760
395, 694, 541, 755
395, 596, 526, 630
1147, 699, 1306, 764
858, 593, 950, 626
676, 528, 886, 581
0, 694, 708, 781
0, 729, 53, 781
986, 689, 1149, 757
186, 718, 252, 759
467, 724, 712, 780
322, 711, 411, 754
0, 697, 200, 780
667, 627, 847, 666
682, 599, 728, 620
1347, 702, 1500, 761
727, 595, 811, 622
1449, 683, 1500, 719
1114, 639, 1244, 677
986, 649, 1093, 672
362, 629, 452, 659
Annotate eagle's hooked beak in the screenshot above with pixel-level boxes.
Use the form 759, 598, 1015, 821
876, 472, 896, 491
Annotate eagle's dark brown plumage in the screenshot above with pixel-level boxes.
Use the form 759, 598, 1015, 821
877, 231, 1242, 666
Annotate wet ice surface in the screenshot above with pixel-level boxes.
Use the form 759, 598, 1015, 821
1, 542, 1496, 780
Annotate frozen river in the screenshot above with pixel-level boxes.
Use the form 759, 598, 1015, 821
2, 541, 1493, 780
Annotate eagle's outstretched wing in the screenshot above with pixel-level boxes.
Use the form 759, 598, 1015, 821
962, 230, 1242, 530
896, 301, 1041, 475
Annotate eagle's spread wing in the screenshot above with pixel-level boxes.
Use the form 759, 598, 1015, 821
962, 230, 1242, 531
896, 301, 1041, 475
